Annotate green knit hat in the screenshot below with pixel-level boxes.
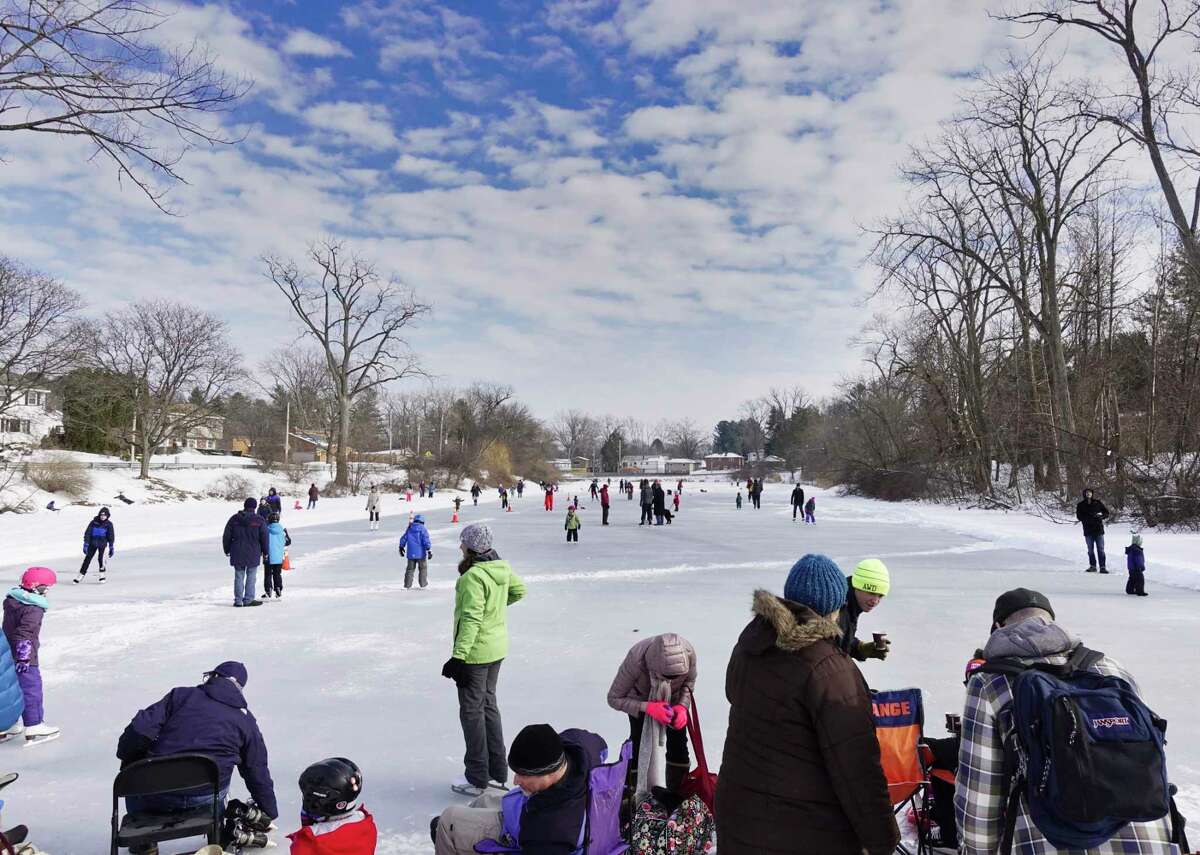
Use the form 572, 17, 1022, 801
852, 558, 890, 596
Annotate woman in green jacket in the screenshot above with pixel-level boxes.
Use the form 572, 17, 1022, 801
442, 523, 527, 797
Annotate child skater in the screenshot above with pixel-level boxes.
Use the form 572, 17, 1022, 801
264, 513, 291, 600
3, 567, 59, 744
565, 507, 582, 543
804, 495, 816, 524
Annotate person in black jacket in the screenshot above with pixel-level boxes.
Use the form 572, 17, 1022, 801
1076, 488, 1110, 573
790, 485, 806, 521
76, 506, 115, 583
222, 498, 270, 608
431, 725, 606, 855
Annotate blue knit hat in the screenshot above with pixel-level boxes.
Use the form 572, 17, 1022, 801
783, 554, 847, 616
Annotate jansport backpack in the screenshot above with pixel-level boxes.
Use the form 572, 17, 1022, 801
980, 645, 1170, 853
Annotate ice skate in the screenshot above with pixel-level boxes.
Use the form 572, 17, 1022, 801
22, 723, 60, 747
0, 724, 23, 744
450, 778, 486, 797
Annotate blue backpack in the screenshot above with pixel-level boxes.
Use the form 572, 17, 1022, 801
981, 646, 1170, 852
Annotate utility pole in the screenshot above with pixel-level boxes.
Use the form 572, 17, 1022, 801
283, 400, 291, 464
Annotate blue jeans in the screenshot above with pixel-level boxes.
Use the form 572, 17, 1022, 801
1085, 533, 1106, 570
126, 787, 226, 814
233, 566, 257, 605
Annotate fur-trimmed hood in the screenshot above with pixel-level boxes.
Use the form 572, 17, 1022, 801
751, 589, 842, 653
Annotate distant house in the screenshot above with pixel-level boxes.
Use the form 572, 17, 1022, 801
153, 412, 225, 453
665, 458, 699, 475
704, 452, 745, 471
289, 431, 334, 464
621, 454, 668, 475
0, 387, 63, 446
548, 458, 573, 473
746, 452, 787, 468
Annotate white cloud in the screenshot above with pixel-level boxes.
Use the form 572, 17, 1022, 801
302, 101, 399, 149
282, 29, 353, 59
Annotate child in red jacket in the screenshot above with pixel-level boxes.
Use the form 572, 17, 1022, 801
288, 758, 377, 855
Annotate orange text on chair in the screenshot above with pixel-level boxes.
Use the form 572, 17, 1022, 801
873, 688, 925, 805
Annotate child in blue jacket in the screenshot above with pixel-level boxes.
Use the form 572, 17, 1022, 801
263, 513, 291, 600
1125, 534, 1147, 596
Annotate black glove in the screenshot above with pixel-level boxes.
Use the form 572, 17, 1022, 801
427, 550, 432, 560
442, 657, 466, 684
399, 546, 405, 557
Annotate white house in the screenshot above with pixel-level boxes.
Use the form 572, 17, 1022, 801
548, 458, 573, 473
665, 458, 700, 475
0, 387, 62, 446
620, 454, 668, 474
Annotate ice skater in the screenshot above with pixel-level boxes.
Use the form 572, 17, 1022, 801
471, 483, 481, 506
736, 490, 743, 510
804, 495, 816, 524
565, 507, 581, 543
1125, 534, 1148, 597
366, 485, 381, 531
263, 512, 290, 600
76, 506, 115, 584
3, 567, 59, 745
672, 490, 681, 513
790, 484, 806, 521
499, 486, 509, 511
399, 513, 432, 589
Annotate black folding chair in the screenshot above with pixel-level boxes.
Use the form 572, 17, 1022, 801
111, 754, 221, 855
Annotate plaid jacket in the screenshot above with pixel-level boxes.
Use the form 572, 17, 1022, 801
954, 645, 1178, 855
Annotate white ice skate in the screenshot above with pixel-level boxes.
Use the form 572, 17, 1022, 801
450, 777, 486, 798
22, 723, 59, 747
0, 723, 24, 744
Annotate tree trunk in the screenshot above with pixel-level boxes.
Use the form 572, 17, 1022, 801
336, 392, 351, 486
139, 428, 152, 479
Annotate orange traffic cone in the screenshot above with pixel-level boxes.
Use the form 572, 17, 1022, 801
506, 503, 513, 513
452, 508, 459, 523
282, 551, 292, 571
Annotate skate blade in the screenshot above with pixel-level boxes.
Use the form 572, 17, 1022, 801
22, 733, 60, 748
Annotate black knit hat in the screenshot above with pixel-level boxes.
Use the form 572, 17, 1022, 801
992, 588, 1055, 629
508, 724, 565, 776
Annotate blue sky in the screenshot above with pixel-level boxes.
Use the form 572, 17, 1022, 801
0, 0, 1011, 425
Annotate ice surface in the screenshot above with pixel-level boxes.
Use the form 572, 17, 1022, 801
5, 483, 1199, 853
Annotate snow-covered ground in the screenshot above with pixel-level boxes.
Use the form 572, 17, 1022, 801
6, 482, 1200, 853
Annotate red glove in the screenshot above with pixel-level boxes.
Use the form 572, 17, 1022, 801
671, 706, 688, 730
645, 701, 674, 727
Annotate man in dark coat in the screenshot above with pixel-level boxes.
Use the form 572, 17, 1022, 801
222, 498, 270, 608
117, 661, 277, 821
716, 554, 899, 855
651, 480, 666, 525
638, 479, 653, 525
432, 725, 606, 855
790, 485, 806, 521
1076, 488, 1110, 573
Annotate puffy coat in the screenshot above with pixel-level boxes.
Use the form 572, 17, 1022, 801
835, 576, 865, 660
600, 485, 610, 507
564, 511, 581, 531
716, 590, 898, 855
1126, 543, 1146, 573
118, 674, 278, 818
266, 522, 290, 566
2, 588, 46, 667
83, 514, 115, 546
790, 486, 806, 507
652, 485, 666, 513
308, 485, 319, 500
639, 483, 652, 506
223, 510, 270, 568
607, 633, 696, 717
400, 518, 432, 560
451, 559, 526, 664
365, 491, 380, 512
0, 636, 21, 731
1075, 494, 1109, 537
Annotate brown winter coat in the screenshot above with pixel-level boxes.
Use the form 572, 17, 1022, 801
715, 590, 899, 855
606, 633, 696, 717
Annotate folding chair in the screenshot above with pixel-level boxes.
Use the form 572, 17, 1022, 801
110, 754, 221, 855
873, 688, 931, 855
583, 740, 632, 855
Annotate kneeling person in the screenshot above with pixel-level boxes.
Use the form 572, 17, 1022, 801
433, 724, 605, 855
116, 660, 277, 848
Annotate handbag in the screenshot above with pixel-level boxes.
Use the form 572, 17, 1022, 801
629, 793, 715, 855
680, 700, 718, 812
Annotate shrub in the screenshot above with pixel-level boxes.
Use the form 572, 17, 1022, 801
207, 473, 254, 502
24, 458, 92, 499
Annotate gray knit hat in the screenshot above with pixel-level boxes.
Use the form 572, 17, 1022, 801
460, 522, 494, 554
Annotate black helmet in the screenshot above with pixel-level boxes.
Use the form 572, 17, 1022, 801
299, 757, 363, 819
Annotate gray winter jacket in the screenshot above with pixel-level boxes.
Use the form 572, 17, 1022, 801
607, 633, 697, 717
639, 484, 653, 506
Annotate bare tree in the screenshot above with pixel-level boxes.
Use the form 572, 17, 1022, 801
268, 347, 337, 461
1003, 1, 1200, 272
265, 240, 430, 486
0, 0, 250, 211
664, 418, 706, 459
0, 257, 81, 416
91, 300, 241, 477
550, 409, 598, 462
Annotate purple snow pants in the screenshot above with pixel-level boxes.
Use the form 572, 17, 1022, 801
17, 666, 42, 726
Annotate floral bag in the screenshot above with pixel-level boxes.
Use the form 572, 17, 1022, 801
629, 792, 715, 855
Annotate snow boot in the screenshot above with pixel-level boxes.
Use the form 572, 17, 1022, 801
1086, 566, 1098, 573
1099, 568, 1110, 574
